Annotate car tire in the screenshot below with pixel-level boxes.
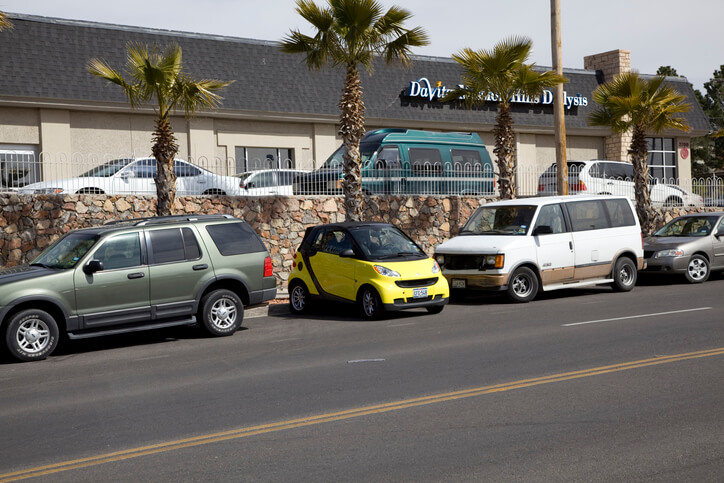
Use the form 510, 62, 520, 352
289, 281, 311, 314
359, 286, 384, 320
611, 257, 637, 292
684, 255, 709, 283
199, 289, 243, 336
426, 305, 444, 314
5, 309, 60, 362
507, 267, 538, 303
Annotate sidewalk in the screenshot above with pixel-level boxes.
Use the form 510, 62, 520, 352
245, 288, 290, 318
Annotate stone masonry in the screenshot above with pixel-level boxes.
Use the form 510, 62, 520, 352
584, 49, 632, 161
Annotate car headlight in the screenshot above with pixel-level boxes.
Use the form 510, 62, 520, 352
481, 254, 505, 269
655, 249, 684, 258
373, 265, 401, 277
431, 260, 440, 273
435, 254, 445, 266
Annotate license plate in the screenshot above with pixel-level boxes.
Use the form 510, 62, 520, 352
451, 279, 466, 289
412, 287, 428, 299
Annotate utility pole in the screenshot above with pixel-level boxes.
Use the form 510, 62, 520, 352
551, 0, 568, 195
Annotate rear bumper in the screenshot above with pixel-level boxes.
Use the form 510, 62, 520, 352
249, 287, 277, 305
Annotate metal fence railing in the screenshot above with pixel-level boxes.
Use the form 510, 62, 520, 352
519, 164, 724, 207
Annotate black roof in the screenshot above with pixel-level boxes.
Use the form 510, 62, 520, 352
0, 13, 711, 135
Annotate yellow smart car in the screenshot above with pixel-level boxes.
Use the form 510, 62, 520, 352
288, 222, 449, 319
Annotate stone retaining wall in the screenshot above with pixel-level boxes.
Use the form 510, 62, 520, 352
1, 194, 719, 289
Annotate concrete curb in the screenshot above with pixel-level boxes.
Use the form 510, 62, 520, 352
245, 289, 290, 318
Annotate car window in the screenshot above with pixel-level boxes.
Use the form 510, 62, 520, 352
148, 227, 201, 264
94, 233, 143, 270
566, 200, 611, 231
349, 225, 425, 259
254, 171, 277, 188
205, 222, 265, 255
32, 232, 98, 269
451, 149, 482, 172
319, 230, 353, 255
410, 148, 443, 174
134, 159, 157, 179
277, 171, 297, 185
603, 199, 636, 227
174, 161, 201, 177
654, 216, 718, 237
588, 162, 603, 178
375, 146, 401, 169
718, 217, 724, 234
533, 204, 566, 234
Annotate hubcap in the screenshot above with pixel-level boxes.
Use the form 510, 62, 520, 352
688, 259, 707, 280
512, 275, 532, 297
363, 291, 376, 316
291, 286, 306, 311
210, 298, 237, 329
17, 318, 50, 354
619, 265, 634, 286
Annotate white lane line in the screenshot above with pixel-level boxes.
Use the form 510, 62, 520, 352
387, 322, 416, 328
348, 359, 386, 364
563, 307, 712, 327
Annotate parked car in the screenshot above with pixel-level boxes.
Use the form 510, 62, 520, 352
18, 157, 243, 196
235, 169, 310, 196
642, 212, 724, 283
434, 195, 644, 302
293, 129, 495, 196
288, 222, 449, 319
537, 160, 703, 208
0, 214, 276, 362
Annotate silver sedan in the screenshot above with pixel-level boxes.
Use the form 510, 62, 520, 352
643, 212, 724, 283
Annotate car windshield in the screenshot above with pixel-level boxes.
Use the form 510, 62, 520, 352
653, 216, 718, 237
79, 158, 135, 177
31, 232, 99, 269
349, 225, 426, 260
460, 205, 537, 235
320, 141, 380, 169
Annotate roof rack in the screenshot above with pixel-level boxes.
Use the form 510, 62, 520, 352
103, 214, 235, 227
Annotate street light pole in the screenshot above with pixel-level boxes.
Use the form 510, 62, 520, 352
551, 0, 568, 195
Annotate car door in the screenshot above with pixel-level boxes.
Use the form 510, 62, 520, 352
532, 203, 574, 284
307, 228, 358, 301
124, 159, 157, 195
713, 217, 724, 268
73, 232, 151, 328
174, 160, 209, 195
145, 226, 213, 320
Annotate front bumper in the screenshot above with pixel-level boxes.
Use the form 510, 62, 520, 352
442, 272, 510, 291
641, 256, 689, 274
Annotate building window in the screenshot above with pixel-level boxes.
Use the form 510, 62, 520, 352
0, 145, 39, 188
234, 147, 294, 173
647, 137, 676, 182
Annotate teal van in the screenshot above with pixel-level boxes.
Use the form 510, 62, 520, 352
293, 129, 495, 196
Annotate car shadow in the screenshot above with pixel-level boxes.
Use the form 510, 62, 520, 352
276, 299, 433, 323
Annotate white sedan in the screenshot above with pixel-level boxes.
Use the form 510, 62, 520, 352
18, 157, 243, 196
235, 169, 310, 196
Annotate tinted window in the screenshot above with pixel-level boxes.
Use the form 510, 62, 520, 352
603, 199, 636, 227
95, 233, 143, 270
409, 148, 443, 174
182, 228, 201, 259
567, 200, 611, 231
149, 228, 186, 264
451, 149, 482, 171
375, 146, 401, 169
205, 222, 265, 255
174, 161, 201, 177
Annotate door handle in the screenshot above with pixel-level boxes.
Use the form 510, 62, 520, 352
127, 272, 145, 279
193, 264, 209, 271
569, 241, 573, 251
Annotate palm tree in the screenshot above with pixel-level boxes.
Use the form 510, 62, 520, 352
589, 72, 690, 234
443, 37, 567, 199
0, 11, 13, 31
88, 43, 232, 215
281, 0, 428, 221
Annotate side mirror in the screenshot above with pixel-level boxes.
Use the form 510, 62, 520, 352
533, 225, 553, 236
339, 248, 356, 258
119, 171, 132, 180
83, 259, 104, 275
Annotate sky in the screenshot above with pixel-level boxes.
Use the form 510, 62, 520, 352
2, 0, 722, 93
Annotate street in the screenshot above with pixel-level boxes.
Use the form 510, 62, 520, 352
1, 275, 723, 482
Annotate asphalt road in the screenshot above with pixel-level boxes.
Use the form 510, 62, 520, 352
1, 274, 723, 482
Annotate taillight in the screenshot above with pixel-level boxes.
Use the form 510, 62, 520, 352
264, 256, 273, 277
571, 181, 587, 192
537, 183, 544, 192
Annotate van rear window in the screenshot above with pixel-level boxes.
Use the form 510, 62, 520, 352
451, 149, 482, 171
567, 200, 611, 231
410, 148, 443, 174
603, 199, 636, 227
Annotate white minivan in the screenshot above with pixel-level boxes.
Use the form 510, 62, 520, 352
434, 195, 645, 302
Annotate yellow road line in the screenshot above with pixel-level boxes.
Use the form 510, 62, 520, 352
3, 346, 724, 482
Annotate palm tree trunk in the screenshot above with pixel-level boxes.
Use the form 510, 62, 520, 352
152, 117, 179, 216
493, 102, 517, 199
630, 125, 655, 234
338, 64, 365, 222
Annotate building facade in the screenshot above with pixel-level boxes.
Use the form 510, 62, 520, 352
0, 14, 711, 195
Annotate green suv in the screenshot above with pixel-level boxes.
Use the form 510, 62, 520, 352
0, 214, 276, 362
